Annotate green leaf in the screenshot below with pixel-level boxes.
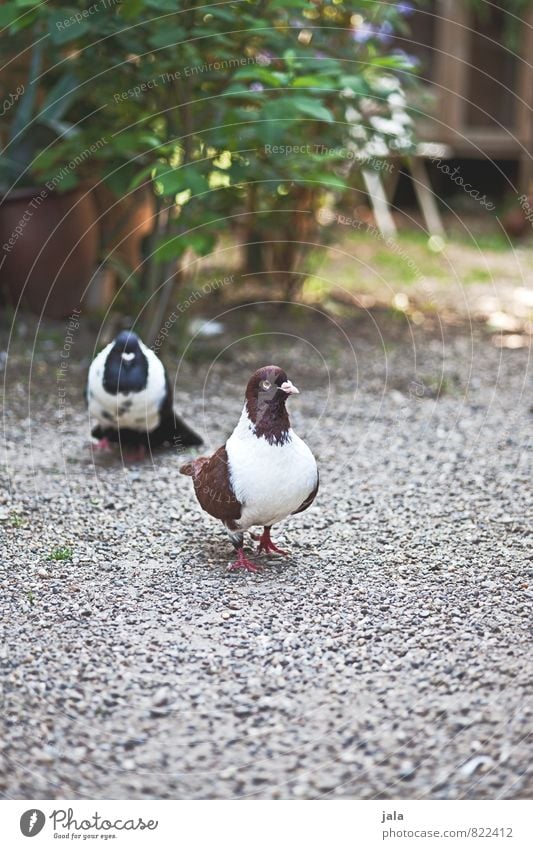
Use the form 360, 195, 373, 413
155, 230, 216, 262
154, 234, 187, 262
292, 76, 336, 90
153, 167, 183, 196
0, 2, 21, 27
128, 163, 156, 191
232, 67, 288, 87
153, 164, 207, 198
179, 168, 208, 196
340, 75, 366, 90
268, 0, 304, 7
48, 9, 91, 45
146, 0, 180, 9
148, 25, 185, 49
186, 231, 216, 256
372, 54, 419, 71
42, 166, 79, 192
120, 0, 145, 18
110, 130, 159, 155
290, 96, 334, 123
310, 173, 348, 190
224, 84, 264, 99
207, 8, 239, 23
103, 161, 142, 197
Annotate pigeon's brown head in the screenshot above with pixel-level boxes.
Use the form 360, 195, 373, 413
245, 365, 299, 443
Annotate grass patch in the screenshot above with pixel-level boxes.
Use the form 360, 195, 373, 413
452, 232, 512, 253
39, 328, 66, 346
370, 248, 422, 284
306, 224, 529, 314
461, 268, 494, 284
47, 546, 73, 561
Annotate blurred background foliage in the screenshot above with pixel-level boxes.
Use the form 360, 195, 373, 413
0, 0, 421, 333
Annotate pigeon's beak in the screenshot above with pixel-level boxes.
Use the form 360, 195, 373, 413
280, 380, 299, 395
121, 352, 135, 362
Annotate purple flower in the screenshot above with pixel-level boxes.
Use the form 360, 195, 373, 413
256, 51, 272, 67
397, 2, 414, 16
352, 21, 374, 43
392, 49, 419, 69
377, 20, 394, 44
249, 82, 264, 92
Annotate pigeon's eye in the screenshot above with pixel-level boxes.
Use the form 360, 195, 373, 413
261, 380, 271, 390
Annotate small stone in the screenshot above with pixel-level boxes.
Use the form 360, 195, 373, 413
399, 760, 417, 780
339, 750, 359, 764
459, 756, 493, 778
152, 688, 170, 708
149, 707, 170, 718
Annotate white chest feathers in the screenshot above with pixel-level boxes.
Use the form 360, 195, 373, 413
226, 408, 318, 530
87, 342, 167, 433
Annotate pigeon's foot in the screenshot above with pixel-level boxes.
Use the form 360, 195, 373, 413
123, 444, 146, 463
228, 548, 261, 573
92, 437, 112, 452
257, 526, 288, 556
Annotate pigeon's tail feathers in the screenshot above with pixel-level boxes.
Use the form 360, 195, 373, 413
179, 455, 209, 476
172, 414, 203, 448
150, 409, 203, 449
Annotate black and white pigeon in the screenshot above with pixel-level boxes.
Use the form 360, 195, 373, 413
87, 330, 202, 459
180, 365, 318, 572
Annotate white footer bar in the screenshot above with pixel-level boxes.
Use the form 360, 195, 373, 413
2, 799, 532, 849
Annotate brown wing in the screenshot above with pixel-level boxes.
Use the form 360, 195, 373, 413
292, 473, 319, 516
181, 446, 242, 529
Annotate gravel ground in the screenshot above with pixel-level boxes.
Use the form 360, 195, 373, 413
0, 307, 532, 800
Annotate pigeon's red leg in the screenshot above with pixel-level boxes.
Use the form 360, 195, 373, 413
93, 437, 111, 452
257, 526, 288, 556
228, 548, 262, 573
124, 444, 146, 463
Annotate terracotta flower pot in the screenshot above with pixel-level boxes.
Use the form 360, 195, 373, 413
0, 185, 99, 319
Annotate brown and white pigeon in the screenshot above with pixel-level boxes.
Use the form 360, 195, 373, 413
180, 365, 318, 572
